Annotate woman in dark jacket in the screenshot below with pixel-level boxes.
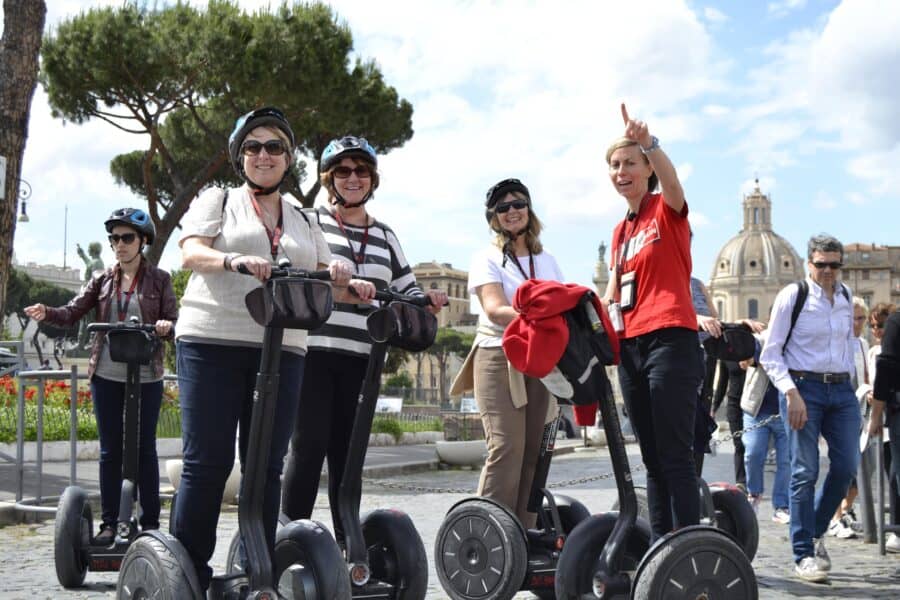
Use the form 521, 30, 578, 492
25, 208, 177, 543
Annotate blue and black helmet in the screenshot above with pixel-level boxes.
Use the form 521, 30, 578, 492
319, 136, 378, 174
228, 107, 296, 187
105, 208, 156, 245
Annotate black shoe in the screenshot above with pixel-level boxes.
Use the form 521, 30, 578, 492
94, 524, 115, 545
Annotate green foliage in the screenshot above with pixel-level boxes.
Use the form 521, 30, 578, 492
371, 416, 404, 442
163, 268, 192, 374
383, 347, 410, 375
384, 371, 413, 389
5, 268, 76, 331
425, 327, 476, 404
40, 1, 414, 264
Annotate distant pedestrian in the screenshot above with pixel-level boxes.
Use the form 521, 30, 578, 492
760, 233, 859, 583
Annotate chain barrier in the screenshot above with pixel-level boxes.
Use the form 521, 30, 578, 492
361, 412, 785, 495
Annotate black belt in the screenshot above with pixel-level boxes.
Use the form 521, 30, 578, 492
789, 370, 850, 384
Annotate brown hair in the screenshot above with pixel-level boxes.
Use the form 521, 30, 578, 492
870, 302, 895, 327
319, 156, 380, 203
605, 136, 659, 193
489, 190, 544, 254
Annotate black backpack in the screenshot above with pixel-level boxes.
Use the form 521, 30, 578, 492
783, 279, 850, 352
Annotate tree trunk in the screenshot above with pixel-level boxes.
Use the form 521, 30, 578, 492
0, 0, 47, 318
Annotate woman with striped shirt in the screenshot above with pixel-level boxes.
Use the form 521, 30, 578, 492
280, 136, 447, 543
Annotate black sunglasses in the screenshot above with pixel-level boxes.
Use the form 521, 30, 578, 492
332, 165, 372, 179
108, 233, 138, 245
241, 139, 287, 156
811, 261, 842, 270
495, 199, 529, 214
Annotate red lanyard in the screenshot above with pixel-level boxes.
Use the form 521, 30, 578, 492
248, 192, 283, 260
333, 210, 370, 268
116, 273, 140, 321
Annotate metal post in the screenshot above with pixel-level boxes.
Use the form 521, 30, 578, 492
876, 435, 886, 555
858, 440, 877, 543
70, 365, 78, 486
36, 377, 45, 504
15, 375, 25, 503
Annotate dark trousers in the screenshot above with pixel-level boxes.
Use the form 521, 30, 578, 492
618, 327, 702, 540
90, 375, 163, 529
727, 394, 747, 486
281, 350, 368, 543
172, 341, 304, 590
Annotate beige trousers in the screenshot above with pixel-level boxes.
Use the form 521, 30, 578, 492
473, 346, 550, 528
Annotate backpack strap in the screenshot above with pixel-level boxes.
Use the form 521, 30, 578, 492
220, 188, 229, 214
783, 279, 808, 353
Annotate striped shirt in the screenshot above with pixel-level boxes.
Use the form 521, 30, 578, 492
307, 206, 422, 357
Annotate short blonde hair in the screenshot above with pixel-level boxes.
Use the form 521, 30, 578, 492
606, 136, 658, 193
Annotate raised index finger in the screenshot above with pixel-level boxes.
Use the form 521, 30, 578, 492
621, 102, 630, 125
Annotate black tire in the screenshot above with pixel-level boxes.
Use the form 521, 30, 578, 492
362, 508, 428, 600
54, 486, 91, 588
554, 513, 651, 600
610, 485, 650, 524
225, 512, 289, 575
711, 486, 759, 560
536, 494, 590, 535
274, 519, 351, 600
116, 532, 202, 600
434, 499, 528, 600
633, 528, 757, 600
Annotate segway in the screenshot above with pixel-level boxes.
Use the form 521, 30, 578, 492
433, 291, 607, 600
54, 318, 159, 588
115, 264, 349, 600
611, 479, 759, 560
554, 307, 757, 598
263, 287, 435, 599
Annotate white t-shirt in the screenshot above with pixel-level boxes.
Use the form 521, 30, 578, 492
175, 185, 332, 353
468, 245, 564, 348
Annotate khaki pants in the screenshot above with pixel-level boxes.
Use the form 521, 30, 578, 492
473, 346, 550, 528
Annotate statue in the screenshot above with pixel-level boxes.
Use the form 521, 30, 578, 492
77, 242, 104, 281
74, 242, 105, 353
598, 241, 607, 262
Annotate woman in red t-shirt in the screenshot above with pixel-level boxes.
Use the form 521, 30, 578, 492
602, 104, 701, 540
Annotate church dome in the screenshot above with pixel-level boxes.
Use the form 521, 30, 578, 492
708, 181, 804, 321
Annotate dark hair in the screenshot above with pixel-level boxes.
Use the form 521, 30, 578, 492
807, 233, 843, 261
870, 302, 895, 327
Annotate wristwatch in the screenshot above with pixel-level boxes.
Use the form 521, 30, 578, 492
223, 253, 237, 272
640, 136, 660, 154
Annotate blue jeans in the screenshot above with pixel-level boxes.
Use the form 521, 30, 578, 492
779, 378, 860, 563
90, 376, 163, 529
618, 327, 701, 540
742, 411, 790, 509
171, 341, 304, 590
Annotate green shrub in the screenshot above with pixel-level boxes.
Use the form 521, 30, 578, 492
371, 416, 404, 442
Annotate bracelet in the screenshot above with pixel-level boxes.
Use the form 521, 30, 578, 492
640, 135, 660, 154
223, 253, 237, 272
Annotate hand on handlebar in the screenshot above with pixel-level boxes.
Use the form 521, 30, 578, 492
155, 320, 173, 337
424, 289, 448, 314
348, 278, 376, 302
328, 259, 352, 287
232, 255, 271, 282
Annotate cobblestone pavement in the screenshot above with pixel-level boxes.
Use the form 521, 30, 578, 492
1, 440, 898, 599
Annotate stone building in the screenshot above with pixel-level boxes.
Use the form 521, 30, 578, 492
842, 243, 900, 309
708, 181, 805, 322
411, 261, 476, 327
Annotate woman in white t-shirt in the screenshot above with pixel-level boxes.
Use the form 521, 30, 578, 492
172, 107, 374, 591
452, 178, 563, 528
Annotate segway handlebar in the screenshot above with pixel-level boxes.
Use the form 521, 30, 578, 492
236, 262, 333, 281
87, 321, 157, 333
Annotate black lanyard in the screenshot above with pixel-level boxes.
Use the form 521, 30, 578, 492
615, 195, 647, 273
504, 248, 535, 280
333, 210, 370, 269
248, 193, 283, 260
116, 273, 140, 321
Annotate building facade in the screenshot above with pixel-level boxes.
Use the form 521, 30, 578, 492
841, 243, 900, 309
708, 181, 805, 322
411, 261, 476, 327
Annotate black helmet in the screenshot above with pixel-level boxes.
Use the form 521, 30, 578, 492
484, 178, 530, 224
319, 135, 378, 173
228, 107, 295, 193
105, 208, 156, 245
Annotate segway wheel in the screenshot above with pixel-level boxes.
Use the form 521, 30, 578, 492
633, 528, 758, 600
54, 486, 92, 588
533, 495, 590, 600
434, 499, 527, 600
610, 485, 650, 524
554, 513, 651, 600
226, 512, 290, 575
362, 509, 428, 599
116, 532, 202, 600
710, 485, 759, 560
274, 519, 351, 600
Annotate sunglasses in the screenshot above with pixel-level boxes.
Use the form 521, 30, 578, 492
241, 140, 287, 156
332, 165, 372, 179
108, 233, 138, 245
495, 199, 529, 214
811, 261, 842, 270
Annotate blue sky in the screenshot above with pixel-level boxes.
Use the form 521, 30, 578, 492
7, 0, 899, 291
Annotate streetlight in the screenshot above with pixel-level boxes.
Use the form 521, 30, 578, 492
17, 178, 31, 223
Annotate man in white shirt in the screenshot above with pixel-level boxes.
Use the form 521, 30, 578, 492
760, 234, 859, 583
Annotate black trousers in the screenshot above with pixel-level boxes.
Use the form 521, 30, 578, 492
281, 349, 368, 542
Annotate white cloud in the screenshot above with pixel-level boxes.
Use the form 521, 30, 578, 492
703, 7, 729, 24
767, 0, 807, 19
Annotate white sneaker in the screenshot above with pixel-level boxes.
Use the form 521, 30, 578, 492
836, 515, 858, 539
772, 507, 790, 524
887, 533, 900, 554
748, 494, 761, 514
814, 537, 831, 571
795, 556, 828, 583
826, 520, 841, 537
